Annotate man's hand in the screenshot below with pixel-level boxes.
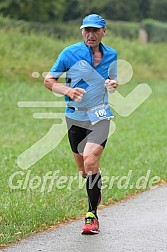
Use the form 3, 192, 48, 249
66, 88, 86, 102
105, 79, 118, 93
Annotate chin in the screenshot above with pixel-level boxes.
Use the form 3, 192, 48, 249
87, 42, 96, 47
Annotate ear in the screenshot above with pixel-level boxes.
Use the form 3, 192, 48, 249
81, 29, 84, 36
103, 28, 106, 37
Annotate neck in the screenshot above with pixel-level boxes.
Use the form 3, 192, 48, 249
91, 44, 101, 54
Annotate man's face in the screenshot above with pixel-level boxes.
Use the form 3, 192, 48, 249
82, 27, 106, 48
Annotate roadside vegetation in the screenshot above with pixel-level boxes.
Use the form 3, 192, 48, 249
0, 21, 166, 245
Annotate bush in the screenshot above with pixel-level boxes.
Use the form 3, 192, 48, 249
107, 20, 139, 40
141, 19, 167, 43
1, 15, 166, 43
0, 15, 139, 41
0, 15, 81, 40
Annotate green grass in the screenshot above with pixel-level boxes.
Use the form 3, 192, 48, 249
0, 28, 167, 245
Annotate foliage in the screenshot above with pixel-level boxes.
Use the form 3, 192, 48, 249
1, 15, 167, 43
0, 0, 66, 22
0, 0, 167, 23
0, 15, 81, 39
107, 20, 139, 40
149, 0, 167, 22
141, 19, 167, 43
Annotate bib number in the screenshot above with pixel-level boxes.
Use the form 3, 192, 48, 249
87, 104, 114, 125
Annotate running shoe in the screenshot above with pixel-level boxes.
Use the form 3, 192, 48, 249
81, 212, 99, 234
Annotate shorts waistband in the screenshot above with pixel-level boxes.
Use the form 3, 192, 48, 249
67, 103, 108, 111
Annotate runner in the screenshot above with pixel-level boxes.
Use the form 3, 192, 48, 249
44, 13, 118, 234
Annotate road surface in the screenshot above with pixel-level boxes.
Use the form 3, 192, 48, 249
2, 184, 167, 252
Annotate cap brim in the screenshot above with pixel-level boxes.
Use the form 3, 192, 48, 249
80, 24, 103, 29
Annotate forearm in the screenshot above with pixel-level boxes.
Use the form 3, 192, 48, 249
44, 73, 86, 101
44, 73, 71, 96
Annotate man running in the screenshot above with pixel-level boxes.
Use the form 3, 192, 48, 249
44, 13, 118, 234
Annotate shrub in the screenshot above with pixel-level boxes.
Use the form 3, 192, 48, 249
107, 20, 139, 40
0, 15, 80, 40
141, 19, 167, 43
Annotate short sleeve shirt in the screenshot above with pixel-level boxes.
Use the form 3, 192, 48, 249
50, 41, 117, 121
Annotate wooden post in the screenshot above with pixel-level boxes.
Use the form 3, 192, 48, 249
138, 28, 148, 43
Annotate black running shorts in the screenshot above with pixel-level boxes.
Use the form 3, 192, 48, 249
66, 117, 110, 154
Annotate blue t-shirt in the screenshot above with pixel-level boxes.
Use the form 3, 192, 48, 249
50, 41, 117, 121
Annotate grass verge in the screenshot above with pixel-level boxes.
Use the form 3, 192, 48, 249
0, 28, 166, 245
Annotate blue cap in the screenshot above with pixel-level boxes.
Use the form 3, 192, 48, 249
80, 14, 106, 29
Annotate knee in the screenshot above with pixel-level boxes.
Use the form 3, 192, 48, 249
84, 156, 93, 169
84, 156, 97, 174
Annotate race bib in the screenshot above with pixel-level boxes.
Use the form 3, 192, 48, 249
87, 104, 114, 125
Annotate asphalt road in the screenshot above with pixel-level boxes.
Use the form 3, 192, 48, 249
2, 184, 167, 252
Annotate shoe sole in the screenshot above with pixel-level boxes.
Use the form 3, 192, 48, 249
81, 229, 99, 235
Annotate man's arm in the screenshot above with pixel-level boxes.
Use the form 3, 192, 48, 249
44, 72, 86, 102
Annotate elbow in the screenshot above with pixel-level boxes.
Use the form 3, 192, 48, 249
44, 77, 50, 89
44, 72, 54, 91
44, 77, 47, 88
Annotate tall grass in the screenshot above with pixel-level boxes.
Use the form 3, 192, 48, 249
0, 28, 167, 245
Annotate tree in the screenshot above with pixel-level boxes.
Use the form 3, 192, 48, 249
149, 0, 167, 22
0, 0, 166, 23
0, 0, 66, 22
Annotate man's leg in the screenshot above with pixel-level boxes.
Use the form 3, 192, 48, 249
81, 142, 104, 234
83, 143, 103, 218
66, 117, 91, 177
72, 142, 103, 219
70, 119, 109, 218
72, 152, 87, 178
66, 118, 109, 233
